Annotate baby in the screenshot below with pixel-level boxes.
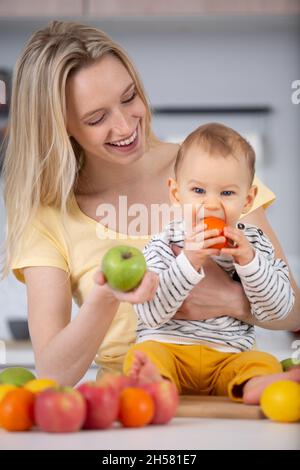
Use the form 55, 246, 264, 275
123, 122, 299, 404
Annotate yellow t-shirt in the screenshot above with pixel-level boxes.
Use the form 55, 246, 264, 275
11, 176, 275, 373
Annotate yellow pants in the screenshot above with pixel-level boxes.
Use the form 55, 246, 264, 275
123, 341, 282, 401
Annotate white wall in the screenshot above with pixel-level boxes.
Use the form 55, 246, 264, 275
0, 16, 299, 339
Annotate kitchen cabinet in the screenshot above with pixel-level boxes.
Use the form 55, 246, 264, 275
0, 0, 299, 18
88, 0, 300, 17
0, 0, 84, 17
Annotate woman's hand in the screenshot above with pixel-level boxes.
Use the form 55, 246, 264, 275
94, 269, 159, 304
171, 245, 251, 321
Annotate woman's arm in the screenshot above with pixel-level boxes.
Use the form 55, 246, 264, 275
24, 266, 157, 386
242, 207, 300, 331
173, 256, 251, 321
24, 266, 119, 386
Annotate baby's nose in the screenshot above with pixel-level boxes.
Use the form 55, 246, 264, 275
203, 197, 221, 210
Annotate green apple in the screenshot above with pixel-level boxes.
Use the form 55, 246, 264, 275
101, 245, 147, 292
0, 367, 36, 386
281, 358, 300, 371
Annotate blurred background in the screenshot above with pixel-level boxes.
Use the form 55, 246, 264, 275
0, 0, 299, 347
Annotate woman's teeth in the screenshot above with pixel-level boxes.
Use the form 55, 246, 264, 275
109, 130, 137, 147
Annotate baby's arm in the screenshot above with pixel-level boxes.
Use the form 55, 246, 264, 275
227, 226, 295, 322
134, 235, 204, 329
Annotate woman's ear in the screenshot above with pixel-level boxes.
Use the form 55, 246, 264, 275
242, 185, 258, 214
168, 178, 181, 205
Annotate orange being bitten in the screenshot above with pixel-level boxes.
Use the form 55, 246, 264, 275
203, 216, 227, 249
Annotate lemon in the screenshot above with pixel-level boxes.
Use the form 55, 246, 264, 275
260, 380, 300, 423
24, 378, 58, 393
0, 384, 18, 402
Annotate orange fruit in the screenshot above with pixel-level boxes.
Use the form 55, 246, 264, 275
260, 380, 300, 423
24, 378, 58, 394
0, 388, 35, 431
0, 384, 18, 403
203, 216, 227, 249
119, 387, 155, 428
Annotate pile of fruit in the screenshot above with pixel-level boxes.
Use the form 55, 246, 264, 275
1, 362, 299, 431
0, 367, 179, 433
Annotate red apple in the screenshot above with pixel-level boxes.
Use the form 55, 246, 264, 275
77, 381, 119, 429
142, 380, 179, 425
34, 387, 86, 433
96, 373, 138, 395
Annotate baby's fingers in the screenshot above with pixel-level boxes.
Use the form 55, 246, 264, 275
220, 247, 238, 256
203, 248, 222, 256
203, 236, 226, 249
190, 222, 206, 235
223, 226, 243, 243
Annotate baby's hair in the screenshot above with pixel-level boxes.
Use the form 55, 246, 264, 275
175, 122, 256, 184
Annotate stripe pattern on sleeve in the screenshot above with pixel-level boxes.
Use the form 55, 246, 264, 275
133, 221, 294, 352
234, 225, 294, 322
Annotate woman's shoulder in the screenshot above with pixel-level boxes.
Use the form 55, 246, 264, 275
152, 140, 179, 156
150, 140, 179, 172
31, 197, 78, 235
34, 203, 65, 225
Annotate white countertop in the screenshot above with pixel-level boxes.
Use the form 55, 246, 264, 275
1, 418, 299, 450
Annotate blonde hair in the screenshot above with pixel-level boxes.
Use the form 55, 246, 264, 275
175, 122, 256, 183
2, 21, 153, 276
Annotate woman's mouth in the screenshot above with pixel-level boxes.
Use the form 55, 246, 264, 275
106, 128, 139, 153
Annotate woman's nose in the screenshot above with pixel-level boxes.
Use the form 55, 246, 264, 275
111, 109, 132, 135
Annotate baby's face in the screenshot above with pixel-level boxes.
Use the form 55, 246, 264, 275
170, 145, 257, 227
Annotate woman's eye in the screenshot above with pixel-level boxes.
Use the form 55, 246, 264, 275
87, 115, 105, 126
192, 187, 205, 194
87, 90, 137, 126
221, 190, 235, 196
122, 90, 137, 104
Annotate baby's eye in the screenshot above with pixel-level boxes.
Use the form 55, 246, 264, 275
192, 187, 205, 194
221, 190, 235, 196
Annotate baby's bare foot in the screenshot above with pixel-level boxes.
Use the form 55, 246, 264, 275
129, 350, 163, 384
243, 367, 300, 405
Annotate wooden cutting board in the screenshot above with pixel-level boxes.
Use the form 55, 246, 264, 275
176, 395, 265, 420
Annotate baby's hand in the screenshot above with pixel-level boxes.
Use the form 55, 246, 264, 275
184, 222, 226, 271
94, 269, 159, 303
220, 226, 255, 266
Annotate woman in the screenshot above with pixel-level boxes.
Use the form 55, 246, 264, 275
2, 21, 299, 386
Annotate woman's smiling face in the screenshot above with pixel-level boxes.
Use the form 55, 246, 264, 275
66, 54, 147, 166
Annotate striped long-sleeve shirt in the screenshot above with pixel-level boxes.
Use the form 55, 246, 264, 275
133, 220, 295, 353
